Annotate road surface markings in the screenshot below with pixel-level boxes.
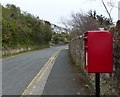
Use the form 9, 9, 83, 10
33, 86, 36, 88
21, 50, 61, 96
30, 92, 32, 95
37, 65, 49, 81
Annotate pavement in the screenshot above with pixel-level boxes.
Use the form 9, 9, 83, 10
43, 49, 86, 95
2, 45, 88, 96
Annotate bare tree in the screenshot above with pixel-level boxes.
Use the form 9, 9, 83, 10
90, 0, 118, 23
101, 0, 113, 23
69, 11, 100, 35
61, 17, 69, 28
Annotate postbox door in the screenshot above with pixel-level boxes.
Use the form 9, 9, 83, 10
84, 31, 113, 73
88, 31, 112, 73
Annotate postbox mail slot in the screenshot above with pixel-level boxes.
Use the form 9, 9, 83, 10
84, 31, 113, 73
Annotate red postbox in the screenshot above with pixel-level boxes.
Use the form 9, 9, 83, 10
84, 31, 113, 73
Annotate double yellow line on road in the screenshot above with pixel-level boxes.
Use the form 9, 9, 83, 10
21, 50, 61, 96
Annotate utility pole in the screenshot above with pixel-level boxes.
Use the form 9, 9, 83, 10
118, 1, 120, 20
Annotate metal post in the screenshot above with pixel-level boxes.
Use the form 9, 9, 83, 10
118, 1, 120, 20
95, 73, 100, 97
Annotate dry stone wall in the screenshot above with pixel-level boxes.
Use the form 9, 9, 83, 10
112, 20, 120, 95
69, 20, 120, 96
2, 47, 32, 56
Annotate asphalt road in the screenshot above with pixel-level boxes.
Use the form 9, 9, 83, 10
2, 46, 67, 95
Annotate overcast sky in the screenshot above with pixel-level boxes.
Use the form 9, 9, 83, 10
1, 0, 119, 27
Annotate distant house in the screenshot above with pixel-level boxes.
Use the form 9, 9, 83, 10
62, 28, 69, 34
51, 24, 69, 34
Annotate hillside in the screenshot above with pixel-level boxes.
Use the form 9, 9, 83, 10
2, 4, 52, 51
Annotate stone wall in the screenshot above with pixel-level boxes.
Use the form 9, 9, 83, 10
69, 37, 84, 67
112, 20, 120, 95
69, 36, 95, 94
2, 47, 32, 56
69, 20, 120, 96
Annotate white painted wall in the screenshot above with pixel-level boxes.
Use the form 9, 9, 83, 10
118, 1, 120, 20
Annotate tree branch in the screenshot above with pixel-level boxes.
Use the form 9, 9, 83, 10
101, 0, 112, 23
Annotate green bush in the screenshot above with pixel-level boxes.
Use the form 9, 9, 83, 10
2, 4, 52, 49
